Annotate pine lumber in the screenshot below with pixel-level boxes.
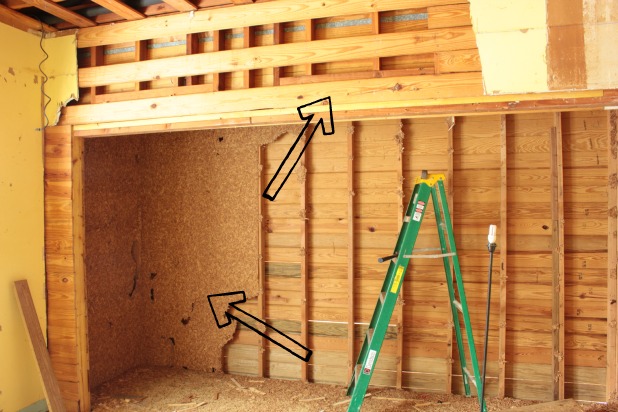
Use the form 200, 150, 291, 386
77, 0, 457, 47
14, 280, 67, 412
78, 28, 475, 88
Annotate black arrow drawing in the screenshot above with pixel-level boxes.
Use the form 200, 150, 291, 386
262, 96, 334, 201
207, 291, 312, 362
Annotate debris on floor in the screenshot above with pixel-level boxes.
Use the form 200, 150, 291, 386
90, 366, 616, 412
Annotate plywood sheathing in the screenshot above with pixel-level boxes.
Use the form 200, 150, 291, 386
84, 126, 290, 386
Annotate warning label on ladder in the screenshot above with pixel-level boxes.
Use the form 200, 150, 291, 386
363, 350, 377, 374
412, 200, 425, 222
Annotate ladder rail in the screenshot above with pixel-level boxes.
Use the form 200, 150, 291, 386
430, 184, 472, 396
435, 179, 486, 404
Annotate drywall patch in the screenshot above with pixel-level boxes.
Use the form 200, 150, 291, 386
469, 0, 549, 94
546, 0, 587, 90
41, 33, 78, 126
582, 0, 618, 89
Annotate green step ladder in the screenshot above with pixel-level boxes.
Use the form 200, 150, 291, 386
346, 171, 486, 412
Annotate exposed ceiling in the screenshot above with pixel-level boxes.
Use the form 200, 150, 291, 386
0, 0, 263, 33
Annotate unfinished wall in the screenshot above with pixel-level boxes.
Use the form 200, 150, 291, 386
84, 126, 289, 388
84, 136, 144, 388
225, 111, 612, 402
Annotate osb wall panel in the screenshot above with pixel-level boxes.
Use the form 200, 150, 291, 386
84, 126, 290, 387
84, 135, 144, 388
224, 112, 610, 402
137, 127, 287, 371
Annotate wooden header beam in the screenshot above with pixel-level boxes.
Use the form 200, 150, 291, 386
64, 72, 485, 125
76, 0, 456, 47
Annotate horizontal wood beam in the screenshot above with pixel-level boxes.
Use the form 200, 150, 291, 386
71, 90, 615, 137
90, 0, 145, 20
0, 3, 57, 32
64, 72, 485, 125
19, 0, 95, 27
76, 0, 456, 48
78, 28, 475, 88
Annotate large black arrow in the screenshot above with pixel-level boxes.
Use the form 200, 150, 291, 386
262, 96, 334, 201
207, 291, 312, 362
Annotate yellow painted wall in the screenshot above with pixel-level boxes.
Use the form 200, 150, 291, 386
0, 22, 77, 411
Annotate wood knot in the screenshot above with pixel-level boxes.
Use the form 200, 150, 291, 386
150, 103, 157, 109
391, 83, 402, 92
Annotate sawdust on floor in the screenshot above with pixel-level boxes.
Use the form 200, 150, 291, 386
91, 366, 616, 412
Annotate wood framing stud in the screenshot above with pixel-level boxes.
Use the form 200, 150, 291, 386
498, 114, 507, 398
550, 112, 565, 400
134, 40, 148, 92
243, 27, 253, 89
304, 19, 314, 76
89, 46, 105, 103
272, 23, 283, 86
212, 30, 224, 92
257, 148, 266, 378
607, 110, 618, 401
371, 12, 381, 70
347, 123, 355, 382
300, 131, 309, 382
72, 135, 90, 411
446, 115, 455, 393
395, 121, 404, 389
185, 33, 200, 86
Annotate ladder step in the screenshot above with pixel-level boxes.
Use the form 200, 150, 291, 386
463, 367, 477, 388
453, 299, 463, 312
404, 216, 410, 222
403, 252, 456, 259
379, 291, 386, 305
366, 327, 374, 345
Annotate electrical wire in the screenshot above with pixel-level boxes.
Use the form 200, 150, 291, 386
38, 19, 51, 130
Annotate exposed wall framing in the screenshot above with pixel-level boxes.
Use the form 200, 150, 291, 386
46, 110, 616, 407
41, 0, 618, 408
62, 0, 618, 135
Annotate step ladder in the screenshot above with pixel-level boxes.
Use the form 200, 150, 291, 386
346, 171, 486, 412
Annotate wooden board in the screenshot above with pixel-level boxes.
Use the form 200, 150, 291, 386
14, 280, 67, 412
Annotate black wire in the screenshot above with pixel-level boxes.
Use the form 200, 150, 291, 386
38, 19, 51, 130
480, 243, 496, 412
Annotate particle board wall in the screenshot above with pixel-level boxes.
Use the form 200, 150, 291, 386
84, 126, 290, 388
84, 135, 144, 388
224, 111, 612, 402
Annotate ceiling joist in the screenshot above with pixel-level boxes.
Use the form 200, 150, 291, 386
18, 0, 96, 27
161, 0, 197, 12
89, 0, 145, 20
0, 2, 57, 32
